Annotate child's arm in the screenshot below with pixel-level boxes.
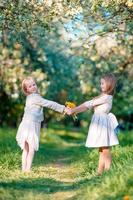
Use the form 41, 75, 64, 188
67, 103, 88, 115
35, 95, 65, 113
91, 95, 112, 107
67, 95, 112, 115
84, 94, 112, 108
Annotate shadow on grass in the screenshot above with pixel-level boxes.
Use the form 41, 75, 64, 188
34, 126, 89, 166
34, 142, 89, 166
0, 176, 100, 194
59, 134, 81, 142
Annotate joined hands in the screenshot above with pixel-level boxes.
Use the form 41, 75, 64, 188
64, 107, 72, 115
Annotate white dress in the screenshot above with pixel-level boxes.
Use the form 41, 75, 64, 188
16, 93, 65, 151
84, 94, 119, 148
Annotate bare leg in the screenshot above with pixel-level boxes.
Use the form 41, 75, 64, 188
22, 141, 29, 172
97, 147, 105, 175
103, 147, 112, 171
25, 144, 35, 172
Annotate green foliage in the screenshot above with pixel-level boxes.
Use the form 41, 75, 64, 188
90, 0, 133, 10
0, 42, 48, 125
0, 0, 133, 127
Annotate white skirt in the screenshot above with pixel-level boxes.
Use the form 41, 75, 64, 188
16, 120, 41, 151
85, 112, 119, 148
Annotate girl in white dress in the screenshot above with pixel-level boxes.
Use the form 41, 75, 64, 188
66, 73, 119, 175
16, 77, 68, 172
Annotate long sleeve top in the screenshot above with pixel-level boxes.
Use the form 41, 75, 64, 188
84, 94, 119, 131
84, 94, 113, 114
22, 93, 65, 122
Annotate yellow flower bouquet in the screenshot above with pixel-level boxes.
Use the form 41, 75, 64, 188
65, 101, 77, 121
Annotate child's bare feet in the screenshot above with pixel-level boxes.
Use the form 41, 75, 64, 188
97, 171, 103, 176
22, 169, 31, 173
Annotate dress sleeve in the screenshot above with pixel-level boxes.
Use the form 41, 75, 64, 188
84, 95, 112, 109
34, 95, 65, 113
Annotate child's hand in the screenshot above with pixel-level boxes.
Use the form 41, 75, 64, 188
64, 107, 72, 115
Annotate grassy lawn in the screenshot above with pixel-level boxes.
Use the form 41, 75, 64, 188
0, 125, 133, 200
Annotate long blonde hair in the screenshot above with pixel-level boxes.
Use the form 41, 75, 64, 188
101, 73, 117, 95
21, 77, 38, 96
94, 73, 117, 100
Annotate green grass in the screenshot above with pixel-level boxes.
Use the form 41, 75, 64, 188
0, 125, 133, 200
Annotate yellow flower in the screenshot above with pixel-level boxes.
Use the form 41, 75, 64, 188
65, 101, 76, 108
123, 195, 130, 200
65, 101, 77, 121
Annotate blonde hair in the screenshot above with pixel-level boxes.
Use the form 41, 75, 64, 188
93, 73, 117, 100
22, 77, 36, 95
101, 73, 117, 95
